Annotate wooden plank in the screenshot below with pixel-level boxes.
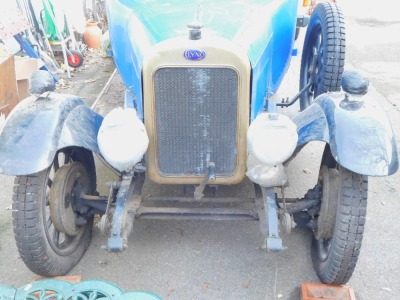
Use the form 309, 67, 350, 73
0, 7, 30, 40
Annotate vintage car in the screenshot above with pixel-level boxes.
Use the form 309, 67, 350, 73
0, 0, 398, 285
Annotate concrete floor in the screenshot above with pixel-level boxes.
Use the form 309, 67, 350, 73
1, 1, 400, 299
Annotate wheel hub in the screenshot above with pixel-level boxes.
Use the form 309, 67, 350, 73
315, 166, 339, 240
49, 162, 90, 236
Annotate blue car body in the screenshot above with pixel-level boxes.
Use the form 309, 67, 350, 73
0, 0, 397, 179
107, 0, 298, 120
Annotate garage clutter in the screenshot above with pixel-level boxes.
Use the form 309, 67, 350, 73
0, 0, 109, 119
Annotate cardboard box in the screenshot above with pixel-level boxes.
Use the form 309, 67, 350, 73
14, 56, 44, 101
0, 55, 19, 117
0, 55, 44, 119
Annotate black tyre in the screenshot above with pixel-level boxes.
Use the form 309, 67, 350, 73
299, 2, 345, 111
67, 50, 84, 68
311, 148, 368, 284
12, 147, 96, 276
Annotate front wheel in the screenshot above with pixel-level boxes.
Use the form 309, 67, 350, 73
311, 150, 368, 284
12, 147, 96, 276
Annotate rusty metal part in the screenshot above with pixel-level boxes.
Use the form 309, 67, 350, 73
100, 213, 111, 237
280, 212, 292, 236
194, 162, 216, 200
137, 195, 257, 221
49, 162, 90, 236
107, 173, 145, 252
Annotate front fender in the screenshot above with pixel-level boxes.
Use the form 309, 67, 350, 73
0, 93, 103, 176
293, 92, 398, 176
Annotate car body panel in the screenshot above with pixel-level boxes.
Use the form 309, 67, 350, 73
142, 36, 251, 184
0, 0, 397, 179
0, 94, 103, 176
294, 93, 399, 176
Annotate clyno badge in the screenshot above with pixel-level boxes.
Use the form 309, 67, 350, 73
183, 49, 206, 61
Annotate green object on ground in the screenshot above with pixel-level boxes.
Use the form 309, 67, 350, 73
0, 279, 163, 300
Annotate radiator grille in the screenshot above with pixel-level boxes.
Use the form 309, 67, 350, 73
154, 67, 239, 176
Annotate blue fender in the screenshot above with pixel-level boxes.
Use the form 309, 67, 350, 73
293, 92, 399, 176
0, 93, 103, 176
